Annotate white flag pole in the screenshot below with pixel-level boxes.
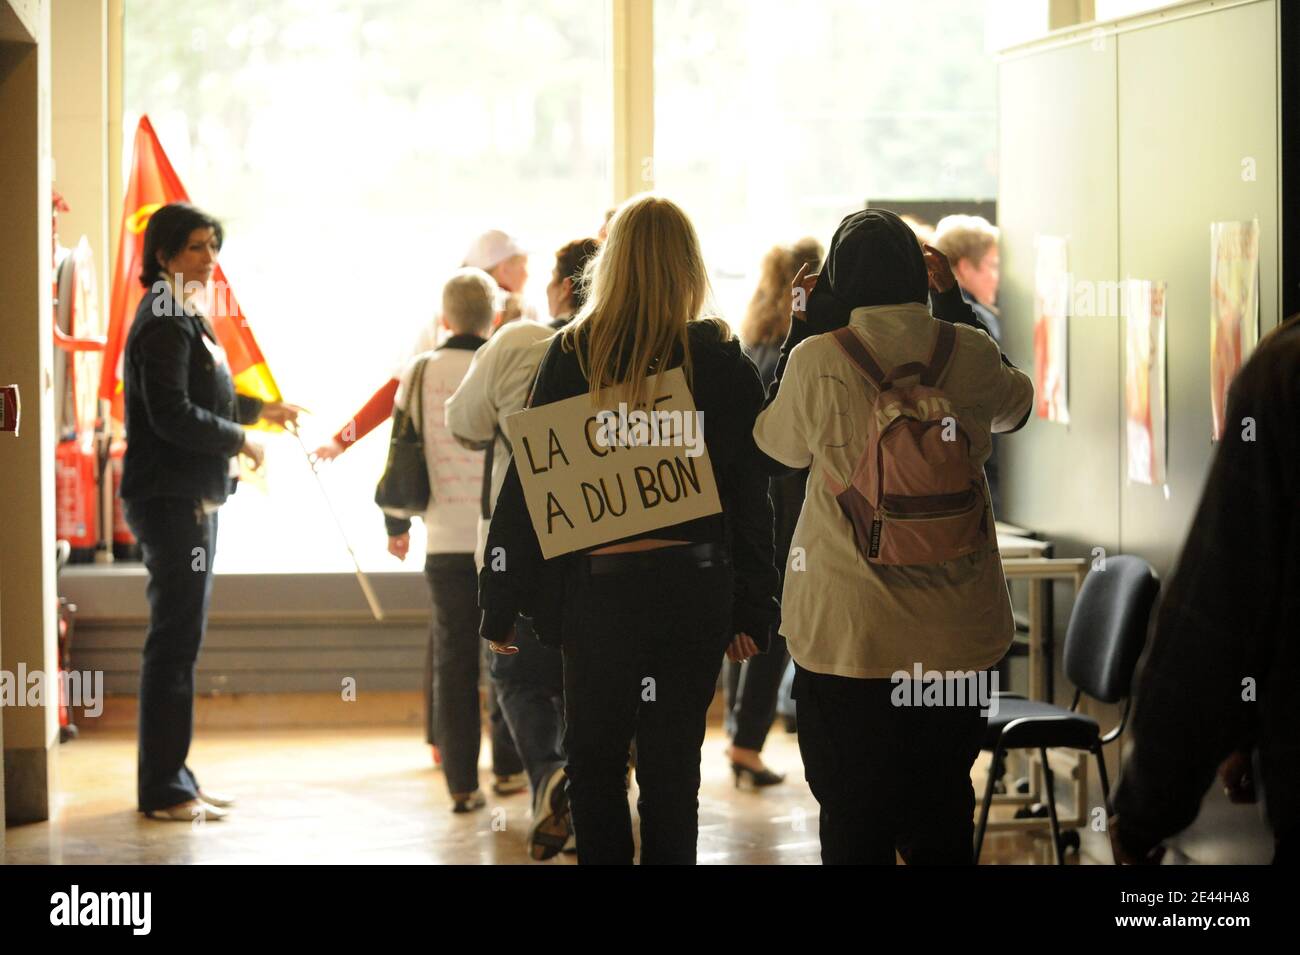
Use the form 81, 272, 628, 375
288, 424, 385, 622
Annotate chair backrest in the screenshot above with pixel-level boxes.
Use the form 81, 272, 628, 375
1063, 554, 1160, 704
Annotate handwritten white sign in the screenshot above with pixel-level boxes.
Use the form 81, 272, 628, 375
504, 367, 721, 558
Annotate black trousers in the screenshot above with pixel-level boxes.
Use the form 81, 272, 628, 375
793, 664, 987, 865
424, 553, 522, 796
723, 630, 789, 751
561, 552, 732, 865
124, 497, 217, 813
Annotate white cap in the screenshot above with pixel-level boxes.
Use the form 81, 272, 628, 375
462, 230, 527, 272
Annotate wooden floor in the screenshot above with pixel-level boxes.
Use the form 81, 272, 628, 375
4, 722, 1109, 865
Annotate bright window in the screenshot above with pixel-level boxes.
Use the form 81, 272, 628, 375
124, 0, 612, 572
653, 0, 997, 326
122, 0, 994, 573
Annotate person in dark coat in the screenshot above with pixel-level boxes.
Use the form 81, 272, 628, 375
1112, 314, 1300, 865
121, 202, 300, 822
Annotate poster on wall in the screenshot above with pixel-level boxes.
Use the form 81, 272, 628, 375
1033, 235, 1070, 423
1124, 280, 1168, 486
1209, 219, 1260, 441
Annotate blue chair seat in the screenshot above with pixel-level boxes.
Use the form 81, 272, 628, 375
986, 697, 1100, 751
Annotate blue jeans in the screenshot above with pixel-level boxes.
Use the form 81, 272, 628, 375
124, 497, 217, 812
490, 615, 565, 795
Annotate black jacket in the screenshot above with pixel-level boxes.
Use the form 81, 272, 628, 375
479, 321, 780, 649
1114, 317, 1300, 858
120, 285, 263, 504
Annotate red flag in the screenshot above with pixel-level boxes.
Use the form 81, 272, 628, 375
99, 115, 281, 423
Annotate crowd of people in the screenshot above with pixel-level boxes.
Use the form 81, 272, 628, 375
118, 195, 1298, 866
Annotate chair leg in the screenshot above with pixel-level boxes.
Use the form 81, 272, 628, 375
1092, 741, 1117, 864
1093, 741, 1113, 816
974, 743, 1003, 864
1039, 747, 1065, 865
990, 748, 1008, 793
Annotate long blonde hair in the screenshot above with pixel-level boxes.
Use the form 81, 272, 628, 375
562, 194, 725, 408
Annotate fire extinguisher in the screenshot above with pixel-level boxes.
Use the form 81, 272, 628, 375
110, 439, 140, 560
55, 539, 80, 742
55, 435, 99, 562
51, 192, 108, 560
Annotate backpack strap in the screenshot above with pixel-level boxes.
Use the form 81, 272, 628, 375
404, 354, 432, 431
833, 323, 958, 389
921, 322, 957, 386
880, 361, 929, 387
877, 322, 959, 388
480, 428, 498, 520
829, 327, 887, 387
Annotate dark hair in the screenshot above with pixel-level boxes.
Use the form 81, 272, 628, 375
553, 237, 600, 311
138, 202, 224, 289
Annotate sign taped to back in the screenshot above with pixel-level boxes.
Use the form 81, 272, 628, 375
503, 367, 721, 559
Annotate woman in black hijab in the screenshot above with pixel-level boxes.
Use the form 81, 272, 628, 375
759, 208, 1001, 466
752, 208, 1028, 864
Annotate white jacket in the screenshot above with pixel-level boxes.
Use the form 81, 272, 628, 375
444, 319, 559, 568
395, 338, 487, 554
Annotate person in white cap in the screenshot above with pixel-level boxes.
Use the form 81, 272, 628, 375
463, 229, 528, 292
462, 229, 536, 332
310, 229, 537, 796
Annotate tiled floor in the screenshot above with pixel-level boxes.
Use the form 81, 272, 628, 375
4, 724, 1106, 865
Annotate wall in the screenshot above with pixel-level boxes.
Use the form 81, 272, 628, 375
0, 0, 58, 827
1114, 0, 1280, 571
51, 0, 110, 286
997, 0, 1285, 861
998, 31, 1122, 562
63, 570, 432, 697
998, 0, 1282, 574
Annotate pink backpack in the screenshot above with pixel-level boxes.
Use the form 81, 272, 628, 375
827, 322, 988, 566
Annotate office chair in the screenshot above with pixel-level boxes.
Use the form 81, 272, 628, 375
974, 554, 1159, 864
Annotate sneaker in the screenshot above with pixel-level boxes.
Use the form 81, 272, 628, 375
493, 772, 528, 796
528, 768, 571, 861
451, 790, 486, 813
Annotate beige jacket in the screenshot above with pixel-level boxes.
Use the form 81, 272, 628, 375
753, 302, 1033, 678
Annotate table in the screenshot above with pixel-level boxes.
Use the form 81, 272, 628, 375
986, 530, 1092, 836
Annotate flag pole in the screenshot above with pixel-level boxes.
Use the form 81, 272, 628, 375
288, 424, 385, 622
